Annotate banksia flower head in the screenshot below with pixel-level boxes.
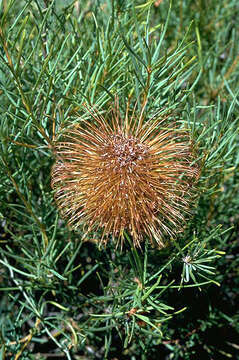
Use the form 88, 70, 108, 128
51, 100, 199, 248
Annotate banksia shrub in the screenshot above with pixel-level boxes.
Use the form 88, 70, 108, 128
51, 100, 199, 248
1, 0, 239, 359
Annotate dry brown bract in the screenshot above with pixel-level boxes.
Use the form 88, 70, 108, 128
51, 101, 199, 248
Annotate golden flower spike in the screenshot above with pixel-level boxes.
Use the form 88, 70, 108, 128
51, 99, 199, 249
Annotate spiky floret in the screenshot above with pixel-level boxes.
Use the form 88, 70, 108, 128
51, 101, 199, 248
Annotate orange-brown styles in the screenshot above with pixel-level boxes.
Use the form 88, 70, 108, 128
51, 101, 199, 248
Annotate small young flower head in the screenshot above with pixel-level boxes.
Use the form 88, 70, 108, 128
51, 100, 199, 248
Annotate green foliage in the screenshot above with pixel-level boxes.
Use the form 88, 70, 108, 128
0, 0, 238, 359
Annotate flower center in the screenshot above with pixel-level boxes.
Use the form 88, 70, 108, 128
101, 133, 148, 171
